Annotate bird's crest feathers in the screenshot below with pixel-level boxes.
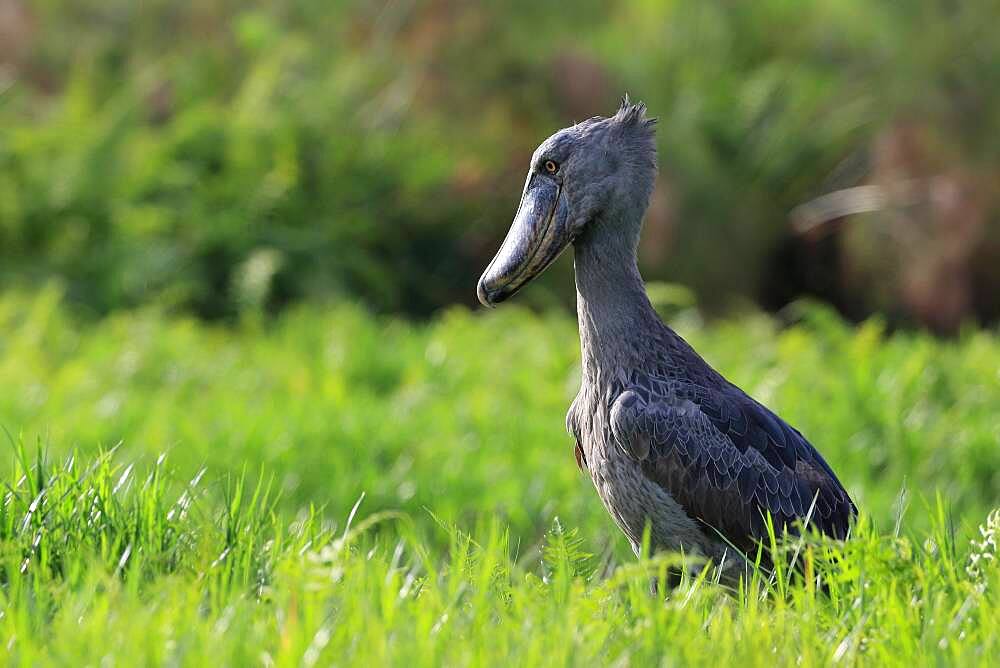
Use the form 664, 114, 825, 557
613, 94, 658, 132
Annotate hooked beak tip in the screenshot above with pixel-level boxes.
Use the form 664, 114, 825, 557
477, 278, 512, 308
476, 280, 496, 308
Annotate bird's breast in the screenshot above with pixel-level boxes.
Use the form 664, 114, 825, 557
572, 379, 720, 559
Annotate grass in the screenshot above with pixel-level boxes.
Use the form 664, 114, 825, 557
0, 286, 998, 665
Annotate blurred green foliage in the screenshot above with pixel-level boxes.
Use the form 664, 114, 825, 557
2, 0, 998, 317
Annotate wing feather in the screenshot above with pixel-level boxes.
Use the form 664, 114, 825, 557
610, 378, 856, 556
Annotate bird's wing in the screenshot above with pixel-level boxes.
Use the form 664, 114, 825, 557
609, 373, 855, 555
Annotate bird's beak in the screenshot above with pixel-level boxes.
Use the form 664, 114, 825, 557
477, 174, 571, 307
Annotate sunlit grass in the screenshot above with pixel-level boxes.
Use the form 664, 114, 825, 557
1, 288, 998, 664
1, 440, 996, 665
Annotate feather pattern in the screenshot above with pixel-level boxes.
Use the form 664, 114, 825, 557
609, 370, 856, 556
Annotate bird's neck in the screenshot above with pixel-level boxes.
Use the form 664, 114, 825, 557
573, 214, 662, 382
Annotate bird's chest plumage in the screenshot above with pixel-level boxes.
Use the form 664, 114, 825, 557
568, 379, 707, 555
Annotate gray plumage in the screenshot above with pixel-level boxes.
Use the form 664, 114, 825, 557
479, 97, 856, 573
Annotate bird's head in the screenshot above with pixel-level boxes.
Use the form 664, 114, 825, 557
477, 96, 657, 307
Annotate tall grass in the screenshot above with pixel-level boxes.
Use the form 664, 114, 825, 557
1, 288, 998, 664
1, 439, 996, 665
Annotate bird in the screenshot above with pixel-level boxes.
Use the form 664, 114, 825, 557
476, 97, 856, 579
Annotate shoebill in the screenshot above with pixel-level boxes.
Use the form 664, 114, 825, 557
477, 97, 856, 576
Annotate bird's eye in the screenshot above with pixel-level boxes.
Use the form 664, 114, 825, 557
543, 160, 559, 174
